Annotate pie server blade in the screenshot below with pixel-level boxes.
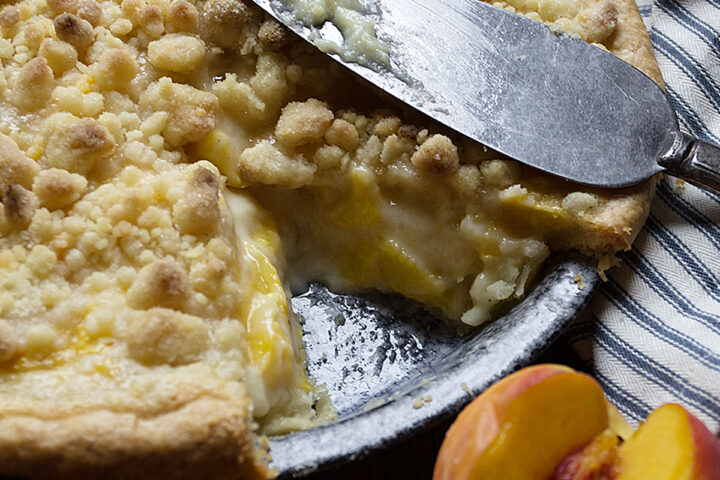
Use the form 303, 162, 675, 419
251, 0, 720, 192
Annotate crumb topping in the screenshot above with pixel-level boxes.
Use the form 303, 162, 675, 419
0, 0, 656, 462
45, 116, 115, 174
2, 184, 37, 229
125, 307, 209, 365
32, 167, 87, 209
0, 134, 39, 191
12, 57, 54, 110
140, 77, 217, 147
147, 33, 204, 72
410, 134, 460, 175
172, 164, 221, 235
275, 98, 334, 147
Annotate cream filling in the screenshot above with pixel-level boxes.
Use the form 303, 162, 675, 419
247, 165, 551, 328
282, 0, 389, 67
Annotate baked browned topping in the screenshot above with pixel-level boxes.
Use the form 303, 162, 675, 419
0, 0, 659, 476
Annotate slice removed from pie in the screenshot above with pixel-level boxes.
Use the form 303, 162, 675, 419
0, 0, 660, 477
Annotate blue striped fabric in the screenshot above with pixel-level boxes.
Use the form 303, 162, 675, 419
567, 0, 720, 433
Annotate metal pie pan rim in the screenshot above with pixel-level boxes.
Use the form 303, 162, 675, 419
269, 252, 599, 478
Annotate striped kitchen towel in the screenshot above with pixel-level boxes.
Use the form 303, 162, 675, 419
567, 0, 720, 433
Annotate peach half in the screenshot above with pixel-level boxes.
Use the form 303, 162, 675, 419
433, 364, 720, 480
433, 364, 610, 480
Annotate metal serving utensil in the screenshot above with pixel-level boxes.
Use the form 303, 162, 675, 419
252, 0, 720, 192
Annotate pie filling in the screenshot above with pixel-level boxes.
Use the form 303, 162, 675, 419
0, 0, 657, 473
281, 0, 388, 67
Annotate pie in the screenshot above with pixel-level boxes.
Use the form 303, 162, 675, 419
0, 0, 660, 477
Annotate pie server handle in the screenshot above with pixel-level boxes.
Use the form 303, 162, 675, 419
658, 131, 720, 193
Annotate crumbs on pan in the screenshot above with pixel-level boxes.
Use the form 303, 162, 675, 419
412, 395, 432, 409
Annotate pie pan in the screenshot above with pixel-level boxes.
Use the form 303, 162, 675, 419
270, 252, 599, 477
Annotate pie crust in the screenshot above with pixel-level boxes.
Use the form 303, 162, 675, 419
0, 0, 660, 477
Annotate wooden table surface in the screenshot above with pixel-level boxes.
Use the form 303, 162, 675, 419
304, 335, 587, 480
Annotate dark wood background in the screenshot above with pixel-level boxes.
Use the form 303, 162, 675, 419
304, 336, 586, 480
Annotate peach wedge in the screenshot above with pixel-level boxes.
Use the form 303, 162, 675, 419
615, 403, 720, 480
433, 364, 610, 480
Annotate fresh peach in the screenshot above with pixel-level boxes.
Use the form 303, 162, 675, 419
433, 364, 610, 480
434, 364, 720, 480
614, 403, 720, 480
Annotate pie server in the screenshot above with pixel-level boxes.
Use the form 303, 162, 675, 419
250, 0, 720, 192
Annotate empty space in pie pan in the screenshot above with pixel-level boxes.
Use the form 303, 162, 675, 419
270, 252, 599, 477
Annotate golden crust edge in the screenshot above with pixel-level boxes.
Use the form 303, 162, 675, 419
0, 397, 272, 480
554, 176, 657, 254
611, 0, 664, 86
566, 0, 662, 254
